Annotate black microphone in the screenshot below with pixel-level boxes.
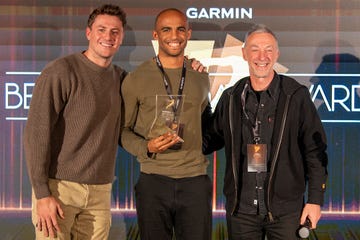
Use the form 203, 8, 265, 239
298, 219, 311, 239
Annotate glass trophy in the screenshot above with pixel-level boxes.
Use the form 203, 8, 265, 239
148, 95, 185, 147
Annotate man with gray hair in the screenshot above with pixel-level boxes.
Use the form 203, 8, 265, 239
203, 24, 328, 239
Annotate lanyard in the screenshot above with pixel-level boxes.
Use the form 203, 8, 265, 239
241, 82, 261, 144
155, 55, 186, 113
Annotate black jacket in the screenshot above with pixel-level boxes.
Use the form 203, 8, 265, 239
203, 73, 328, 219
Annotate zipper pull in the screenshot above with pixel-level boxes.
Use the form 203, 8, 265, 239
268, 211, 274, 222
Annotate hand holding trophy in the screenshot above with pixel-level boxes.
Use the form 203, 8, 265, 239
148, 95, 185, 150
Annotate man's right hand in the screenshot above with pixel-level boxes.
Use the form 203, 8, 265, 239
147, 132, 182, 154
36, 196, 65, 238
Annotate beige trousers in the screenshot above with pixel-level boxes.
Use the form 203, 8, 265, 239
32, 179, 112, 240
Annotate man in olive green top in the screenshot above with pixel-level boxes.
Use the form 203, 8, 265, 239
24, 4, 127, 239
121, 8, 212, 240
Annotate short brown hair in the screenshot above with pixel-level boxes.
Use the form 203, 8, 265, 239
87, 4, 127, 28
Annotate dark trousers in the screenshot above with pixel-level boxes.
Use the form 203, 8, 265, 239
135, 172, 212, 240
226, 211, 302, 240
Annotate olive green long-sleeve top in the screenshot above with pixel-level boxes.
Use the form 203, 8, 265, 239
121, 58, 210, 178
24, 52, 126, 199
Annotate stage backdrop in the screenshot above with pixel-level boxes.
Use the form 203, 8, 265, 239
0, 0, 359, 229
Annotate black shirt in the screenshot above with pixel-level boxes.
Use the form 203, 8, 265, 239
238, 76, 280, 215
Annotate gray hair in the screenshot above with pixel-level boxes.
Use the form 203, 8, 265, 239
243, 24, 278, 48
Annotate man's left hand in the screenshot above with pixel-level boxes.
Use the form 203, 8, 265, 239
189, 57, 207, 73
300, 203, 321, 229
